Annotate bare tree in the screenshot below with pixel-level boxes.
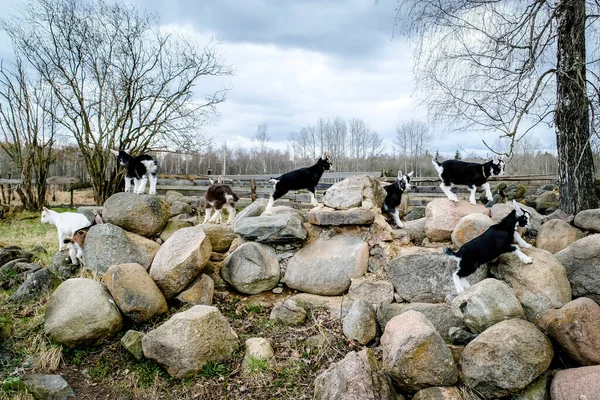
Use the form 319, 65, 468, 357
395, 119, 433, 175
394, 0, 598, 214
2, 0, 231, 204
0, 59, 55, 210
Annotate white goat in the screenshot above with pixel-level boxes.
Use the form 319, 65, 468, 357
40, 207, 91, 251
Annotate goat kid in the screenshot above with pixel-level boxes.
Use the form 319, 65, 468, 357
41, 207, 92, 251
203, 184, 239, 224
264, 152, 333, 215
444, 200, 533, 294
432, 155, 505, 205
110, 149, 158, 195
382, 170, 413, 228
63, 210, 104, 265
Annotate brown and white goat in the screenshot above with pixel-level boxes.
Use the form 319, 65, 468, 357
203, 183, 239, 224
64, 210, 103, 265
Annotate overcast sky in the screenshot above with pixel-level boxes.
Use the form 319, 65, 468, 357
0, 0, 556, 157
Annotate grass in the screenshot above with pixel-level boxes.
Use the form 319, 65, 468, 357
199, 361, 230, 378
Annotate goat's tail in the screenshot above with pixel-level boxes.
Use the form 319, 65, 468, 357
269, 178, 278, 184
63, 238, 72, 244
443, 247, 457, 257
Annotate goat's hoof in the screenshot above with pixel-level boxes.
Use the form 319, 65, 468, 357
523, 243, 533, 249
523, 256, 533, 264
469, 200, 477, 205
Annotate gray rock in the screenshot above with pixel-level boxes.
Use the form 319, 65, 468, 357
403, 217, 427, 243
142, 305, 238, 379
103, 263, 168, 323
512, 372, 551, 400
556, 234, 600, 303
491, 247, 571, 320
169, 200, 193, 217
405, 206, 426, 221
44, 278, 122, 347
413, 387, 463, 400
537, 297, 600, 366
540, 208, 572, 224
322, 175, 387, 210
150, 225, 212, 299
270, 299, 306, 325
381, 310, 458, 391
550, 366, 600, 400
460, 319, 553, 398
450, 278, 525, 333
233, 198, 268, 224
536, 219, 584, 254
234, 207, 307, 244
159, 219, 193, 242
243, 338, 274, 371
21, 374, 75, 400
121, 330, 145, 361
76, 206, 104, 223
9, 268, 61, 304
386, 252, 487, 302
103, 192, 170, 237
288, 293, 354, 319
49, 251, 80, 280
377, 302, 465, 343
0, 247, 33, 268
175, 274, 214, 306
199, 223, 236, 253
308, 206, 375, 226
83, 224, 160, 273
448, 327, 478, 345
573, 208, 600, 232
313, 349, 397, 400
342, 299, 377, 344
348, 275, 394, 305
283, 235, 369, 295
221, 242, 279, 295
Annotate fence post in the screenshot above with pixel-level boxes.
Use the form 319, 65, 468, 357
7, 173, 11, 205
251, 179, 257, 201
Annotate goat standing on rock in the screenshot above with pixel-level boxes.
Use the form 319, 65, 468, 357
432, 155, 505, 204
263, 152, 333, 215
63, 210, 104, 265
444, 200, 533, 294
203, 181, 239, 224
110, 149, 158, 195
41, 208, 91, 251
382, 170, 413, 228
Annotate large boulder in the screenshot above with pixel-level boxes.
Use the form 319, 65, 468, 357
536, 219, 584, 254
8, 268, 61, 304
20, 374, 75, 400
103, 192, 170, 237
386, 251, 487, 302
459, 319, 553, 398
198, 224, 236, 253
308, 206, 375, 226
550, 366, 600, 400
404, 217, 427, 243
412, 387, 463, 400
169, 200, 193, 217
103, 263, 167, 323
149, 225, 212, 299
221, 242, 279, 295
83, 224, 160, 273
322, 175, 386, 210
490, 247, 571, 320
270, 299, 306, 325
313, 349, 397, 400
283, 235, 369, 296
348, 275, 394, 305
381, 310, 457, 391
44, 278, 122, 347
425, 198, 490, 242
451, 213, 495, 248
573, 208, 600, 232
342, 299, 377, 345
175, 274, 214, 306
0, 247, 33, 267
537, 297, 600, 366
233, 198, 268, 224
492, 203, 543, 235
234, 207, 307, 244
451, 278, 525, 333
555, 235, 600, 303
376, 302, 464, 343
142, 305, 238, 379
159, 219, 193, 242
535, 190, 558, 213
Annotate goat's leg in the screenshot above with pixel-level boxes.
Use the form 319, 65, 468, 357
203, 207, 212, 224
390, 208, 403, 228
137, 177, 148, 194
124, 176, 133, 193
225, 203, 236, 224
264, 186, 285, 216
149, 173, 158, 195
510, 244, 533, 264
452, 271, 464, 294
58, 232, 65, 251
308, 187, 318, 206
440, 182, 459, 202
468, 185, 477, 205
482, 182, 493, 202
132, 178, 140, 193
68, 243, 79, 265
513, 231, 533, 249
209, 209, 222, 223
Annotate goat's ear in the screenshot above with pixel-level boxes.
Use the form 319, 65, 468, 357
512, 200, 524, 216
500, 155, 505, 161
110, 149, 119, 156
208, 178, 214, 185
493, 154, 498, 163
322, 151, 327, 160
397, 170, 402, 178
407, 171, 414, 177
43, 207, 49, 212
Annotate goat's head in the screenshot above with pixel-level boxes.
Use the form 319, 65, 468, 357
40, 207, 51, 224
512, 200, 531, 229
397, 170, 414, 191
110, 149, 129, 166
318, 151, 333, 172
490, 155, 506, 177
92, 209, 103, 225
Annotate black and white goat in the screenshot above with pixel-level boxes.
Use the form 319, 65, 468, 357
110, 149, 158, 195
382, 170, 413, 228
444, 200, 533, 293
63, 209, 104, 265
264, 151, 333, 215
432, 155, 505, 205
203, 183, 239, 224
